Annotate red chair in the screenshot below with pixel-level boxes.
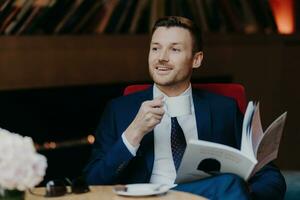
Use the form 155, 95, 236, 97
123, 83, 247, 114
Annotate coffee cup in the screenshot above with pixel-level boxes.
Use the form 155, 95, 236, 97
165, 95, 191, 117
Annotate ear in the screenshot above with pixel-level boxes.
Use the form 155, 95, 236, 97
192, 51, 203, 69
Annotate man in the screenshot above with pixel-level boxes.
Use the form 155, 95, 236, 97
84, 16, 286, 199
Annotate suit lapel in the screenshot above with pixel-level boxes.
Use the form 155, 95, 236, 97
140, 131, 154, 178
193, 90, 212, 141
134, 86, 155, 178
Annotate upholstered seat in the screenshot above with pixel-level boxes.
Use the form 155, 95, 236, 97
124, 83, 247, 113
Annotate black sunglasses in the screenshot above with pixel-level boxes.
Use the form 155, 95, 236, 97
30, 176, 90, 197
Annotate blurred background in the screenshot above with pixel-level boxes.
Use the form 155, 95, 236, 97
0, 0, 299, 184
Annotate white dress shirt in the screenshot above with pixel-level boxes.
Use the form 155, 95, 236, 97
122, 84, 198, 184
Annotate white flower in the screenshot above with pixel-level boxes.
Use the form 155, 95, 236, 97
0, 128, 47, 191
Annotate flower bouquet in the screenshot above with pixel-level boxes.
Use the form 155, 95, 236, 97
0, 127, 47, 199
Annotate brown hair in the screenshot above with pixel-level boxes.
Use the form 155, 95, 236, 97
151, 16, 203, 53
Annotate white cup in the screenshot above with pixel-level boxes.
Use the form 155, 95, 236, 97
165, 95, 191, 117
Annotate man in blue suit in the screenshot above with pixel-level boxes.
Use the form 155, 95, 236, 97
85, 16, 286, 199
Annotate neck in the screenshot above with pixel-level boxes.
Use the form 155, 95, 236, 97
156, 82, 190, 97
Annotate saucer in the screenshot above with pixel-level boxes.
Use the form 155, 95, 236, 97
113, 183, 176, 197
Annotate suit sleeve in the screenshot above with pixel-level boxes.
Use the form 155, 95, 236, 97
84, 100, 134, 185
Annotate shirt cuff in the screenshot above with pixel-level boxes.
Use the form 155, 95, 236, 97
121, 132, 140, 156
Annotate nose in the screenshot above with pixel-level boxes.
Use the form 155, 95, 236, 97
158, 49, 169, 62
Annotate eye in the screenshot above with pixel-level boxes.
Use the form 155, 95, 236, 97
172, 48, 181, 52
151, 47, 158, 51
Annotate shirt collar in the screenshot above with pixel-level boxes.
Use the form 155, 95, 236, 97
153, 83, 192, 98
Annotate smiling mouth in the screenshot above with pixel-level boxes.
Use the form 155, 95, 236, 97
155, 66, 172, 71
154, 66, 172, 75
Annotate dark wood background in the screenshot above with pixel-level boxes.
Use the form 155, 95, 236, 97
0, 34, 299, 170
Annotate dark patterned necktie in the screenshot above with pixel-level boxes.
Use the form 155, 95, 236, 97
171, 117, 187, 170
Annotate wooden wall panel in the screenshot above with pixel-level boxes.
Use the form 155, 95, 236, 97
0, 35, 299, 169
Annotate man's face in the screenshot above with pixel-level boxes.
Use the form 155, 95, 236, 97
148, 27, 202, 90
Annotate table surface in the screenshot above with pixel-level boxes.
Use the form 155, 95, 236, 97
25, 186, 207, 200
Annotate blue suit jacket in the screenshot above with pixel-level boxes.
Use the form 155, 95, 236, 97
84, 86, 286, 199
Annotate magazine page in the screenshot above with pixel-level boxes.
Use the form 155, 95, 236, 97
241, 101, 255, 155
251, 112, 287, 175
176, 139, 257, 183
250, 103, 264, 155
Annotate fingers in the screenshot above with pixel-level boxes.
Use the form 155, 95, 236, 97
151, 107, 165, 115
141, 99, 165, 116
146, 117, 162, 130
144, 112, 164, 122
148, 95, 164, 107
129, 96, 165, 137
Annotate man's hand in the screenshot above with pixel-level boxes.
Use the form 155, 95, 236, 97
124, 95, 165, 147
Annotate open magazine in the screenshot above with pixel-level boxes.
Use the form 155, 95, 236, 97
176, 101, 287, 183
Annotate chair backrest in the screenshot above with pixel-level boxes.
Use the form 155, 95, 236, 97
123, 83, 247, 114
